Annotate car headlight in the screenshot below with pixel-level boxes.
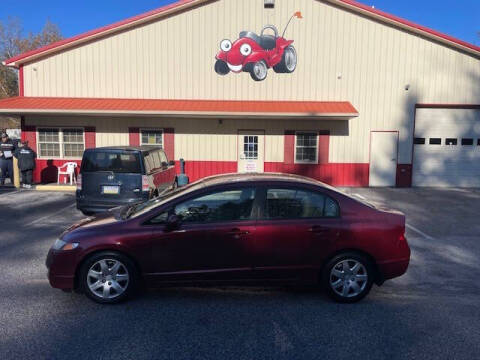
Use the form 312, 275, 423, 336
52, 239, 79, 251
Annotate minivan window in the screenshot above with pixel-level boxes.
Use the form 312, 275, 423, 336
264, 188, 339, 219
81, 151, 142, 173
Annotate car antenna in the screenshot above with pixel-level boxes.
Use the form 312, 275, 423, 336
281, 11, 303, 38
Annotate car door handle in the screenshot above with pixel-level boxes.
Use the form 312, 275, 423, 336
227, 228, 250, 237
309, 226, 329, 234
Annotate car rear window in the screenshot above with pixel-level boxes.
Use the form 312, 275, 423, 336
81, 151, 142, 173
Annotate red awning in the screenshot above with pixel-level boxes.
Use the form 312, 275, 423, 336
0, 97, 358, 118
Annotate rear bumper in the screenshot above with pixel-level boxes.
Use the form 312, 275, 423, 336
76, 191, 148, 213
377, 257, 410, 282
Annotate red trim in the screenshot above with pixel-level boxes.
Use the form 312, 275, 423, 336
416, 104, 480, 109
265, 162, 369, 186
34, 159, 81, 184
18, 66, 24, 96
336, 0, 480, 54
164, 128, 175, 161
175, 160, 237, 183
84, 127, 96, 149
3, 0, 199, 66
318, 130, 330, 164
4, 0, 479, 67
0, 97, 359, 116
284, 130, 295, 165
129, 127, 140, 146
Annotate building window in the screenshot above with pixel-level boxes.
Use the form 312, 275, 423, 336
38, 128, 85, 158
461, 138, 473, 146
414, 138, 426, 145
429, 138, 441, 145
445, 138, 457, 146
141, 129, 163, 147
295, 132, 318, 163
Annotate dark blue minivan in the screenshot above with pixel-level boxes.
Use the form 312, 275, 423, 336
76, 146, 176, 215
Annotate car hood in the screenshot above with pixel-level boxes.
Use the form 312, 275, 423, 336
61, 209, 122, 237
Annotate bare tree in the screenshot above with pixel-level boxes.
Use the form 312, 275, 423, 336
0, 18, 62, 99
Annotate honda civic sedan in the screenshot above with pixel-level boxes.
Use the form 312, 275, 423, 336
46, 173, 410, 304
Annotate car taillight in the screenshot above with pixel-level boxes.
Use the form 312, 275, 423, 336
399, 234, 406, 242
77, 174, 82, 191
142, 175, 149, 192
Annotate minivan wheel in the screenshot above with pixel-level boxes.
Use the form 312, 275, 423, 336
322, 252, 374, 303
80, 252, 137, 304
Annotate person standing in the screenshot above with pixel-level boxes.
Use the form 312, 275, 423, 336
14, 140, 36, 188
0, 133, 16, 186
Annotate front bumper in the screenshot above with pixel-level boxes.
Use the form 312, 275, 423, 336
46, 248, 79, 290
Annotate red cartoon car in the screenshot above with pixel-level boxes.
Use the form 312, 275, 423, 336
215, 12, 302, 81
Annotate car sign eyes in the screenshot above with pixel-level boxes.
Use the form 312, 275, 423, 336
220, 39, 232, 52
240, 43, 252, 56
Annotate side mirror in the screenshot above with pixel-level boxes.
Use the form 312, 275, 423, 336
165, 214, 181, 231
161, 161, 168, 168
168, 160, 175, 166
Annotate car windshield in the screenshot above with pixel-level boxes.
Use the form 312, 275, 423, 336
81, 151, 142, 173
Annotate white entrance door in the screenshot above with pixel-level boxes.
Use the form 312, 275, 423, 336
413, 108, 480, 187
369, 131, 398, 186
238, 130, 265, 173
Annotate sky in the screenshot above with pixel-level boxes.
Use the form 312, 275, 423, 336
0, 0, 479, 46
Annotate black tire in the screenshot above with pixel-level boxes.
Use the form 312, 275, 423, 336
80, 251, 138, 304
250, 60, 268, 81
273, 45, 297, 73
215, 60, 230, 75
321, 252, 374, 303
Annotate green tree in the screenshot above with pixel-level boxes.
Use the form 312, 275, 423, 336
0, 18, 62, 99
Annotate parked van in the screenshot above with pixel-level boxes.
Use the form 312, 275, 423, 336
76, 146, 176, 214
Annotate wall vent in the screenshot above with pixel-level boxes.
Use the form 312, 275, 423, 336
264, 0, 275, 9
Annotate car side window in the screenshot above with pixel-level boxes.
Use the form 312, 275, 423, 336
264, 188, 339, 219
148, 211, 169, 225
174, 188, 256, 223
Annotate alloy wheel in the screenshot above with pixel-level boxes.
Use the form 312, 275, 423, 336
87, 259, 130, 300
329, 259, 368, 298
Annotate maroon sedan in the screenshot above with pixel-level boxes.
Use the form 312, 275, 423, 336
46, 173, 410, 304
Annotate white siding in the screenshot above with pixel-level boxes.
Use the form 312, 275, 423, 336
22, 0, 480, 164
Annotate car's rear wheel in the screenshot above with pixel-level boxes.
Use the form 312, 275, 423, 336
273, 46, 297, 73
80, 252, 137, 304
322, 252, 374, 303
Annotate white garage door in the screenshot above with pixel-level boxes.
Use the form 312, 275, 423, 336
413, 108, 480, 187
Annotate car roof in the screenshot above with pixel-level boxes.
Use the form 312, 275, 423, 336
193, 172, 338, 191
84, 146, 164, 153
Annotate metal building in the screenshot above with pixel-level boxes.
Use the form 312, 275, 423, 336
1, 0, 479, 187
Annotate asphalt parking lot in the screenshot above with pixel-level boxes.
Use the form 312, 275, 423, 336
0, 188, 479, 360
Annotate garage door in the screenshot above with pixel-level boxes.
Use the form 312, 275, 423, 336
413, 108, 480, 187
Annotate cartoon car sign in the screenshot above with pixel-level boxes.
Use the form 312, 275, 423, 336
215, 12, 303, 81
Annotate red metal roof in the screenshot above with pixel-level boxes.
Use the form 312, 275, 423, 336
0, 97, 359, 117
2, 0, 479, 67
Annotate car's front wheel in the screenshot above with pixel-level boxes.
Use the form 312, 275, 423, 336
250, 61, 268, 81
80, 252, 137, 304
322, 252, 374, 303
